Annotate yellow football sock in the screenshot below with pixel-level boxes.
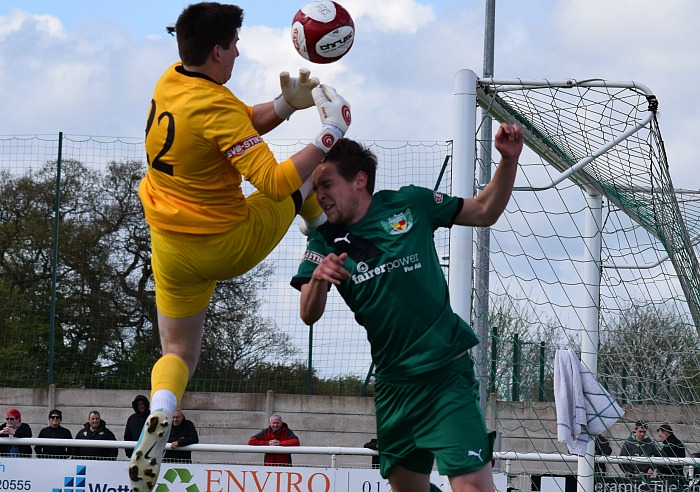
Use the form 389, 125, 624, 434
150, 353, 190, 406
298, 192, 324, 220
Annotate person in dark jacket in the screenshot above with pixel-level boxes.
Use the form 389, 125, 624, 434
124, 394, 150, 458
35, 408, 72, 458
0, 408, 32, 457
248, 414, 300, 465
656, 423, 686, 483
595, 434, 612, 475
619, 420, 660, 477
364, 438, 380, 468
74, 410, 118, 460
164, 410, 199, 463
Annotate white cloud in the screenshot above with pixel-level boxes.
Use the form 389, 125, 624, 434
344, 0, 436, 34
0, 8, 65, 40
1, 0, 699, 187
487, 0, 700, 188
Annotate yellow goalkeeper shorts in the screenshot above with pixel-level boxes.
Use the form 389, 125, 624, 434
150, 191, 296, 318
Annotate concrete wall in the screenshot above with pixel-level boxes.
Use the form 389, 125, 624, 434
2, 387, 698, 474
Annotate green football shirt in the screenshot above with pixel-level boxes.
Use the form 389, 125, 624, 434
291, 185, 479, 381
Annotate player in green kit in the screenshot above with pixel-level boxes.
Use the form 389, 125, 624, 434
291, 123, 523, 492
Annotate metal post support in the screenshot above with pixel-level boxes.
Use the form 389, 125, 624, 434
474, 0, 496, 418
577, 190, 602, 492
307, 324, 313, 395
450, 70, 478, 328
48, 132, 63, 386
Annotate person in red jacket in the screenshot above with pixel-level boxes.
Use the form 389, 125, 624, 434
248, 414, 300, 465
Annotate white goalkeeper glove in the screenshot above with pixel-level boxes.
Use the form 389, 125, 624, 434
312, 84, 351, 154
273, 68, 320, 120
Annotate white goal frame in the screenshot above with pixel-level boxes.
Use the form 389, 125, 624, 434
452, 70, 678, 492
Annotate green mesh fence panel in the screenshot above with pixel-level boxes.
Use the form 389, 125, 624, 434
0, 134, 450, 395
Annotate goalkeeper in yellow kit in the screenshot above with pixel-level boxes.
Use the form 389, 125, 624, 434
129, 3, 351, 491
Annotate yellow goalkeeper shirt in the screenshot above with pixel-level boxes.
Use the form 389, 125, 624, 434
139, 63, 302, 234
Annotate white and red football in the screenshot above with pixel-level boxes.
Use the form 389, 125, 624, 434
291, 0, 355, 64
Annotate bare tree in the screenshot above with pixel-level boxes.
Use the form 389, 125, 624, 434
599, 304, 700, 404
488, 293, 564, 402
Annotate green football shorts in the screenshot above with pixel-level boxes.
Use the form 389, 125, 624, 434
375, 354, 493, 479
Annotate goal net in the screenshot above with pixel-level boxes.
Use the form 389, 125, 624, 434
470, 74, 700, 489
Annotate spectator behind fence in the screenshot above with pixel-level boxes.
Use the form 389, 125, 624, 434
656, 423, 686, 482
619, 420, 660, 478
248, 414, 300, 465
124, 394, 150, 458
0, 408, 32, 457
364, 438, 380, 469
595, 434, 613, 475
164, 410, 199, 463
74, 410, 118, 460
35, 409, 72, 458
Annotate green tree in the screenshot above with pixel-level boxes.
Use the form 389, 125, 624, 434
0, 159, 301, 390
0, 159, 155, 387
0, 166, 60, 385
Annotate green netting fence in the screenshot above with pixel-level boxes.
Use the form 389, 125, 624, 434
0, 134, 452, 396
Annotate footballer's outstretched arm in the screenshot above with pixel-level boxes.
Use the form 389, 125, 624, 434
455, 123, 523, 227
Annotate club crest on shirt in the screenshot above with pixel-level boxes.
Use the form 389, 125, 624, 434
434, 191, 444, 203
382, 209, 413, 235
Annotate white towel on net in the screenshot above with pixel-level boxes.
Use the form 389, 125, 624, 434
554, 348, 624, 455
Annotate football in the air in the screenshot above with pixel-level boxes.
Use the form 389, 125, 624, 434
291, 0, 355, 64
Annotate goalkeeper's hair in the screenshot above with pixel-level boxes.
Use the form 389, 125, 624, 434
176, 2, 244, 66
324, 138, 378, 194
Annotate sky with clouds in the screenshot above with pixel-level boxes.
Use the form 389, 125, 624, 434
2, 0, 699, 188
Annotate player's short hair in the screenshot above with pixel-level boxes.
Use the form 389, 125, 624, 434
324, 138, 378, 194
176, 2, 244, 66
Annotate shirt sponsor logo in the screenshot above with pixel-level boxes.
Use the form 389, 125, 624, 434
303, 250, 325, 265
225, 134, 262, 159
351, 254, 421, 284
381, 209, 413, 235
